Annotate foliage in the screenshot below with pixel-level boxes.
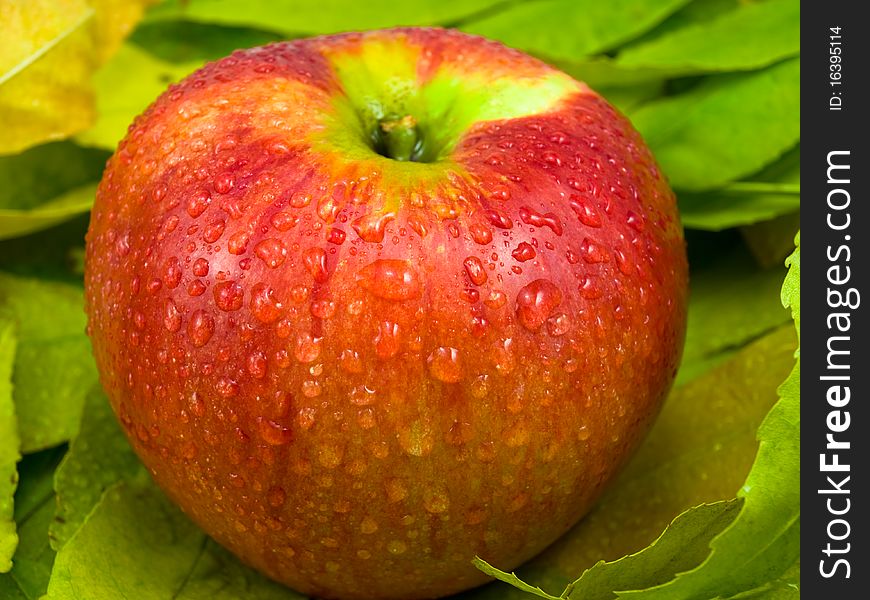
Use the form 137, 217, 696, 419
0, 0, 800, 598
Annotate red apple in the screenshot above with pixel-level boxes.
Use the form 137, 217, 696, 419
84, 27, 687, 600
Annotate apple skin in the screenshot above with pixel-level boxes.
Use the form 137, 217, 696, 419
84, 28, 687, 600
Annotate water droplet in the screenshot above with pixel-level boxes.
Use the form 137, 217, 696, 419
290, 193, 311, 208
203, 219, 226, 243
310, 299, 336, 319
302, 380, 321, 397
214, 172, 234, 194
626, 210, 645, 232
547, 313, 571, 336
294, 333, 322, 363
580, 237, 608, 263
374, 321, 400, 359
470, 375, 489, 398
213, 280, 244, 311
317, 445, 343, 468
516, 279, 563, 331
360, 516, 379, 534
227, 231, 250, 255
357, 260, 421, 301
163, 257, 182, 288
267, 486, 286, 507
270, 211, 297, 231
349, 385, 376, 406
615, 249, 633, 275
485, 209, 512, 229
577, 426, 591, 441
327, 227, 346, 245
427, 347, 462, 383
317, 196, 339, 222
469, 222, 493, 244
387, 540, 407, 555
519, 206, 563, 235
398, 419, 433, 456
187, 310, 215, 347
254, 238, 287, 268
352, 212, 395, 243
163, 298, 181, 332
484, 290, 507, 309
215, 377, 239, 398
189, 392, 206, 417
249, 282, 283, 323
340, 349, 363, 373
566, 249, 580, 264
302, 247, 328, 282
186, 190, 211, 218
423, 486, 450, 514
192, 257, 209, 277
579, 275, 602, 299
247, 351, 267, 378
511, 242, 536, 262
385, 478, 407, 503
258, 417, 293, 445
570, 197, 602, 228
463, 256, 487, 286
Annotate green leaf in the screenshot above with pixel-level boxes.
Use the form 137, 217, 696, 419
75, 43, 202, 150
0, 0, 96, 155
0, 141, 109, 240
468, 325, 796, 599
741, 212, 801, 268
680, 146, 800, 231
615, 0, 799, 74
0, 273, 96, 453
620, 236, 800, 600
145, 0, 508, 34
44, 479, 306, 600
725, 558, 799, 599
0, 320, 20, 573
49, 386, 144, 551
629, 58, 800, 190
477, 500, 741, 600
679, 240, 790, 385
129, 20, 284, 64
0, 448, 65, 600
463, 0, 693, 62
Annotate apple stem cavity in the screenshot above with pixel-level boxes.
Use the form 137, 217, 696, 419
376, 115, 422, 162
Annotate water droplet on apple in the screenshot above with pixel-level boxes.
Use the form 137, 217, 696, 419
186, 190, 211, 218
423, 486, 450, 513
213, 280, 244, 311
349, 385, 376, 406
326, 227, 346, 245
511, 242, 536, 262
258, 417, 293, 445
267, 486, 286, 507
203, 219, 226, 243
352, 211, 395, 243
294, 333, 322, 363
270, 211, 297, 231
516, 279, 562, 331
360, 516, 379, 534
163, 298, 181, 332
302, 247, 328, 282
254, 238, 287, 268
216, 377, 239, 397
387, 540, 407, 555
519, 206, 563, 236
547, 313, 571, 336
427, 347, 462, 383
463, 256, 487, 285
301, 380, 321, 397
163, 257, 182, 288
310, 299, 336, 319
580, 237, 608, 263
187, 310, 215, 347
214, 173, 234, 194
357, 259, 421, 301
247, 351, 267, 378
192, 257, 209, 277
374, 321, 400, 359
249, 282, 283, 323
570, 197, 602, 228
385, 478, 407, 503
469, 222, 493, 245
340, 349, 363, 373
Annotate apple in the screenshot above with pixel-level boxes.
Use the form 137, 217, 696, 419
84, 27, 687, 600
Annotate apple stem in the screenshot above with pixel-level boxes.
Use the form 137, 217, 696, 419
378, 115, 420, 161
